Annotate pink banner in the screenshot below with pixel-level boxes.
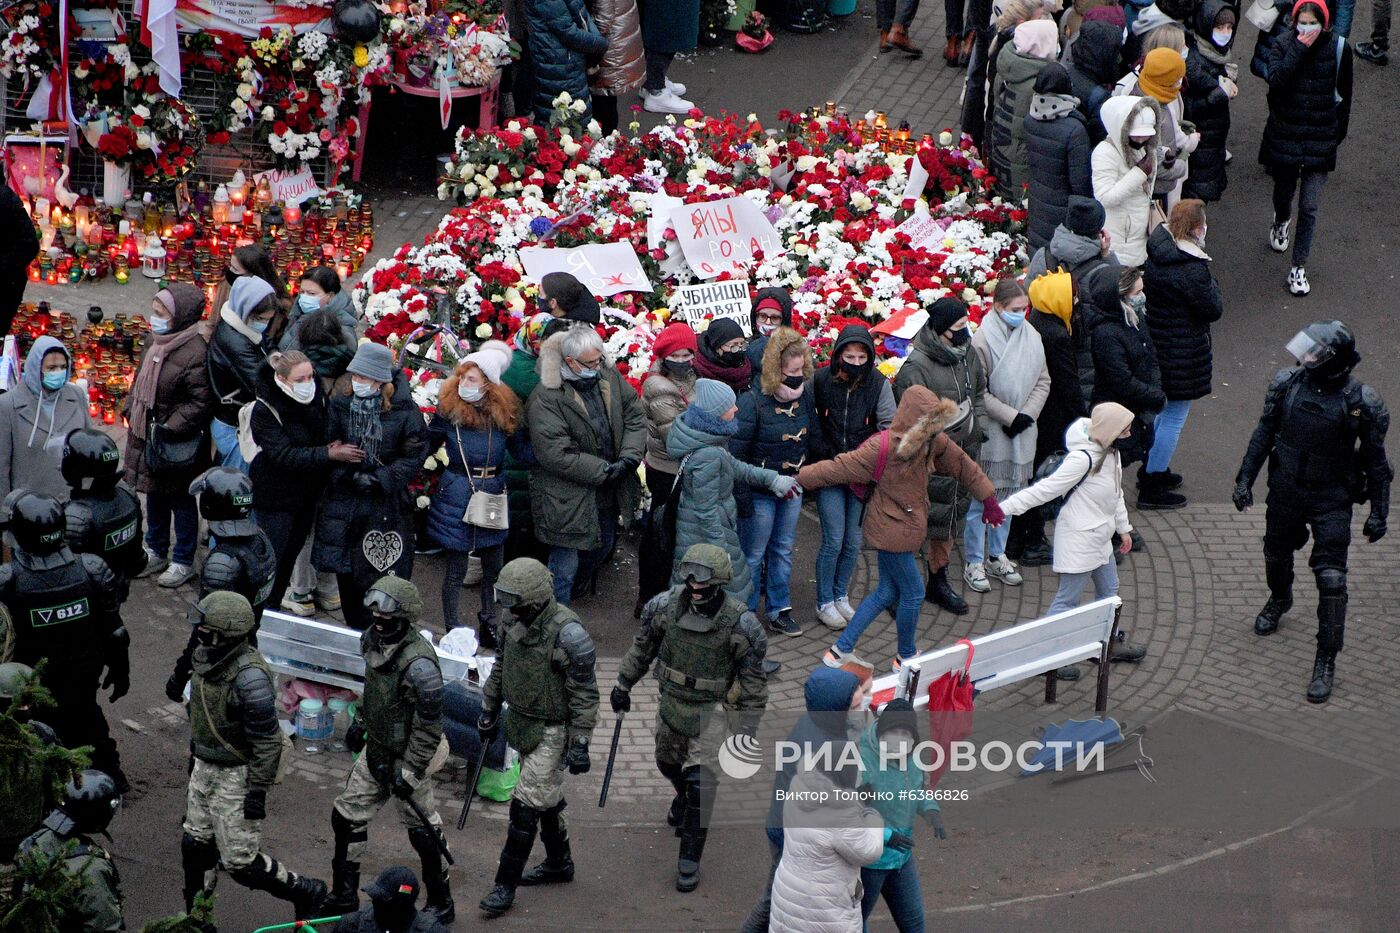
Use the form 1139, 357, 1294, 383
174, 0, 329, 36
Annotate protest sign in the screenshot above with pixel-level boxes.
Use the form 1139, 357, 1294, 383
895, 213, 946, 251
670, 197, 784, 280
518, 243, 652, 298
174, 0, 327, 36
669, 281, 753, 336
253, 167, 322, 207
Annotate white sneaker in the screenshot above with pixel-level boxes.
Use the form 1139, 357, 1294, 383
1269, 220, 1291, 253
281, 592, 316, 617
985, 554, 1024, 586
817, 603, 848, 630
642, 88, 695, 115
639, 78, 688, 98
1288, 266, 1311, 296
460, 554, 483, 587
963, 562, 990, 593
136, 547, 167, 579
835, 596, 856, 621
823, 645, 856, 668
157, 563, 196, 588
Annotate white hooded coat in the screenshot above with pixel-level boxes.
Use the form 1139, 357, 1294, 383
1091, 96, 1162, 267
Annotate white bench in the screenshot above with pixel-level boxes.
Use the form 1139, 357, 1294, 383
258, 610, 483, 692
870, 597, 1123, 714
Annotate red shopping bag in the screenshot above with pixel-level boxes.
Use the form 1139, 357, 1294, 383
924, 639, 975, 788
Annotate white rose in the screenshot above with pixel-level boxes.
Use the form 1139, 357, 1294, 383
262, 106, 275, 120
136, 132, 153, 150
415, 495, 431, 510
462, 183, 478, 198
485, 165, 499, 180
480, 184, 496, 198
795, 155, 818, 171
475, 323, 493, 339
237, 83, 254, 100
562, 141, 580, 157
571, 99, 587, 114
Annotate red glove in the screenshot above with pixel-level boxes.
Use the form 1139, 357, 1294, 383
981, 495, 1006, 527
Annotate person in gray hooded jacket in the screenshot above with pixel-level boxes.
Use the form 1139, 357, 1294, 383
0, 335, 94, 502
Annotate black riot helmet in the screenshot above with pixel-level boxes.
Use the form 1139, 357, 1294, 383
188, 467, 257, 537
62, 428, 123, 494
1287, 321, 1359, 385
59, 769, 121, 835
2, 490, 66, 555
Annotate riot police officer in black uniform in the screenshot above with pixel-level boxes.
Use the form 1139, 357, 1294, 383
0, 490, 129, 790
166, 467, 277, 702
1234, 321, 1392, 703
62, 428, 146, 600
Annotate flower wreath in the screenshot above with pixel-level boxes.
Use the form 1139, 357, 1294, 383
0, 0, 63, 84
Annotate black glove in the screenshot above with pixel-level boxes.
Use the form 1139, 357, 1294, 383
1005, 413, 1034, 438
922, 809, 947, 839
1365, 511, 1387, 543
352, 472, 380, 493
600, 460, 627, 485
165, 672, 187, 704
346, 722, 366, 754
620, 456, 641, 473
610, 685, 631, 714
478, 711, 499, 737
243, 787, 267, 821
563, 738, 591, 774
392, 768, 418, 800
103, 667, 129, 703
887, 830, 915, 852
1232, 481, 1253, 512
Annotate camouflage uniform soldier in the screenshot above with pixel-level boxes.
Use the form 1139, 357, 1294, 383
613, 543, 769, 892
0, 662, 59, 898
181, 591, 327, 919
328, 576, 454, 924
17, 769, 125, 931
478, 558, 598, 918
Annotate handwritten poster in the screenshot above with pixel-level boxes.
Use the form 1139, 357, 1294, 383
253, 167, 322, 207
174, 0, 329, 37
894, 213, 946, 251
670, 197, 784, 280
518, 243, 652, 298
669, 281, 753, 336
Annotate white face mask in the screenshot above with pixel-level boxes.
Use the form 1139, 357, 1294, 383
1212, 28, 1233, 46
1297, 22, 1322, 37
279, 377, 315, 404
458, 382, 484, 403
352, 379, 379, 398
149, 316, 171, 335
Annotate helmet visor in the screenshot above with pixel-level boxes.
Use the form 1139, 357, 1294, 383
1286, 331, 1336, 369
363, 589, 403, 616
495, 587, 523, 609
679, 561, 715, 584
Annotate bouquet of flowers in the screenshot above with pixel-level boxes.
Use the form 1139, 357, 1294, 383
0, 0, 61, 83
736, 11, 774, 52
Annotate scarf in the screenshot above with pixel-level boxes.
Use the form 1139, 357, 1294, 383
1029, 92, 1080, 121
128, 325, 206, 442
348, 394, 383, 466
978, 312, 1046, 494
693, 348, 752, 390
772, 382, 804, 403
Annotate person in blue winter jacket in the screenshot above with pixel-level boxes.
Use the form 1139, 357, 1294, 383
525, 0, 610, 122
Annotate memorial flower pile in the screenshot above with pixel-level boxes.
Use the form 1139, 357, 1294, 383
357, 108, 1027, 402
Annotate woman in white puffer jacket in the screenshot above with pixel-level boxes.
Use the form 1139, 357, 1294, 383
999, 402, 1148, 677
769, 766, 886, 933
1092, 95, 1163, 266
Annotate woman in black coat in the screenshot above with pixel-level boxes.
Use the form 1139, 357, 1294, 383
313, 343, 428, 629
1085, 264, 1165, 473
1182, 1, 1238, 202
1023, 63, 1093, 252
1259, 0, 1352, 297
1142, 201, 1223, 507
1066, 19, 1123, 146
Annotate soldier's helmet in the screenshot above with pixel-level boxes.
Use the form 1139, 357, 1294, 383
188, 467, 257, 537
0, 661, 36, 701
60, 769, 121, 834
494, 558, 555, 610
363, 575, 424, 623
677, 543, 734, 585
193, 591, 257, 639
2, 490, 66, 555
62, 428, 122, 492
1287, 320, 1359, 380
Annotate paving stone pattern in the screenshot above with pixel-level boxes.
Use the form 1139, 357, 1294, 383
836, 4, 968, 136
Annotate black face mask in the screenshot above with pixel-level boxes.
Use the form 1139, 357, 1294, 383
1112, 436, 1133, 452
687, 582, 725, 615
782, 374, 805, 389
224, 267, 240, 286
663, 359, 694, 380
371, 898, 417, 933
717, 350, 747, 369
369, 615, 410, 646
946, 327, 970, 347
837, 360, 866, 380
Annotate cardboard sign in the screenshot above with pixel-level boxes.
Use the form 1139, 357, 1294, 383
895, 213, 946, 251
174, 0, 328, 37
253, 167, 322, 207
518, 243, 652, 297
669, 281, 753, 336
670, 197, 784, 280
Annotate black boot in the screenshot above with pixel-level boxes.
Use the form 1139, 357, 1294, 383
1108, 630, 1146, 663
676, 767, 715, 893
481, 801, 538, 918
1159, 469, 1183, 491
1136, 467, 1186, 510
228, 855, 329, 922
325, 809, 362, 914
1307, 649, 1337, 703
520, 801, 574, 885
180, 832, 220, 913
925, 568, 969, 615
1254, 557, 1294, 635
658, 760, 687, 836
408, 824, 455, 925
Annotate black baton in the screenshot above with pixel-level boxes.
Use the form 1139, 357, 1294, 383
598, 712, 624, 808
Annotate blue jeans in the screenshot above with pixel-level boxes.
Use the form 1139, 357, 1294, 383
834, 550, 924, 661
210, 418, 249, 474
1146, 399, 1192, 473
1047, 559, 1120, 615
548, 508, 617, 606
861, 859, 926, 933
964, 495, 1012, 565
1334, 0, 1355, 36
741, 491, 802, 617
816, 486, 864, 606
145, 489, 200, 566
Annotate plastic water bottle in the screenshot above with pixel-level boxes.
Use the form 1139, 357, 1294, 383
327, 698, 351, 752
296, 698, 333, 755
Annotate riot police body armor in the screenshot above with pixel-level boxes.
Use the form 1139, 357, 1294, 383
62, 428, 146, 598
1234, 322, 1392, 703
